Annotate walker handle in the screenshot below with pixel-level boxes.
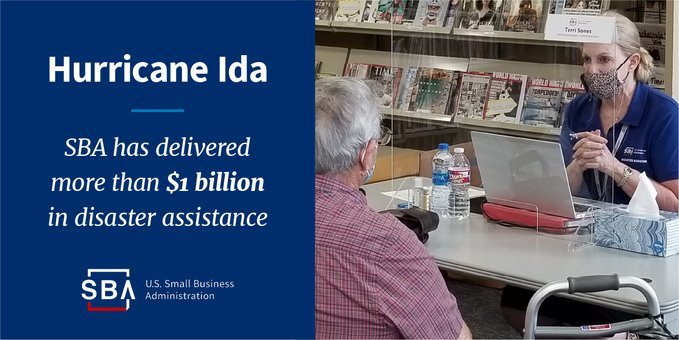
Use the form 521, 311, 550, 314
567, 274, 620, 294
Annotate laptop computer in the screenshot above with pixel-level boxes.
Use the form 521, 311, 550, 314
471, 131, 598, 219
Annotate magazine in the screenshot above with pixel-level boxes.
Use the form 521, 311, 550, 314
367, 65, 403, 108
445, 71, 462, 116
335, 0, 366, 22
344, 64, 403, 108
636, 23, 666, 66
402, 0, 421, 24
649, 67, 665, 90
413, 0, 450, 27
547, 0, 565, 14
484, 72, 528, 123
458, 0, 503, 30
343, 63, 371, 78
315, 0, 337, 20
641, 0, 666, 23
642, 11, 666, 24
372, 0, 407, 24
502, 0, 541, 33
520, 77, 564, 127
411, 68, 457, 114
315, 60, 322, 79
443, 0, 463, 27
397, 67, 419, 111
560, 0, 602, 16
366, 0, 435, 24
557, 80, 585, 128
454, 72, 492, 120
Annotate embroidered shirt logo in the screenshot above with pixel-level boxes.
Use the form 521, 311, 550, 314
620, 147, 648, 164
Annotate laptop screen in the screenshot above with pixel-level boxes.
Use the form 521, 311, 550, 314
471, 131, 579, 219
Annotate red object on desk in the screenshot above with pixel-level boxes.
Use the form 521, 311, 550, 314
482, 202, 573, 233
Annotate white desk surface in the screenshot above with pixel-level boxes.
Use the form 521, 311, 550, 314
364, 177, 679, 319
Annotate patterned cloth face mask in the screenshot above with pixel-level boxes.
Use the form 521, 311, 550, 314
582, 54, 632, 100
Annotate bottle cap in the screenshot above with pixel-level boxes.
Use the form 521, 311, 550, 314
397, 202, 412, 209
414, 177, 423, 188
454, 147, 464, 154
438, 143, 449, 150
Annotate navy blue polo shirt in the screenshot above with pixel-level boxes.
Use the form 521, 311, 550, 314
560, 81, 679, 204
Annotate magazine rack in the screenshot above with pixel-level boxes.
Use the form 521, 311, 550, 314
315, 0, 674, 206
315, 0, 675, 147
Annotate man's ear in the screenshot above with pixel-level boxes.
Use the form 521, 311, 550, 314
360, 139, 379, 172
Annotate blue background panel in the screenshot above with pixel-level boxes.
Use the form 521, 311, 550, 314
1, 1, 315, 338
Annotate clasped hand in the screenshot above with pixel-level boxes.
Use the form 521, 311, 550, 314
571, 130, 619, 176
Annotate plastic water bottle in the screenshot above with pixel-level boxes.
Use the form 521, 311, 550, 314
410, 177, 424, 208
449, 147, 471, 219
431, 143, 452, 218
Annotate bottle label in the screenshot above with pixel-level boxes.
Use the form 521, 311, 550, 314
432, 169, 449, 186
449, 169, 470, 185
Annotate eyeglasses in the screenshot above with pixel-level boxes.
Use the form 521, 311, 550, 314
377, 125, 392, 146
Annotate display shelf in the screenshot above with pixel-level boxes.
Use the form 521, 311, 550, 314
380, 108, 560, 141
454, 28, 544, 40
330, 21, 453, 37
347, 49, 469, 73
315, 19, 332, 28
452, 28, 575, 47
354, 51, 566, 141
454, 117, 560, 140
467, 57, 583, 83
380, 107, 452, 125
321, 21, 578, 47
316, 5, 677, 144
315, 46, 349, 76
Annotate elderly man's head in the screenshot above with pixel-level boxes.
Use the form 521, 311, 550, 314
315, 78, 382, 185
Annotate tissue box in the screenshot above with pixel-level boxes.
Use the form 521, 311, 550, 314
593, 208, 679, 257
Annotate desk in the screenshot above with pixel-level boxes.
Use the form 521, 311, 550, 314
364, 177, 679, 332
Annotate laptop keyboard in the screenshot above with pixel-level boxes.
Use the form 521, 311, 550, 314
574, 203, 594, 213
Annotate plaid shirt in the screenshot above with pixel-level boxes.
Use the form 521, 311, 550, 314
316, 175, 465, 339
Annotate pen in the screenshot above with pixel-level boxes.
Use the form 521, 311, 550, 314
569, 132, 582, 141
570, 131, 600, 141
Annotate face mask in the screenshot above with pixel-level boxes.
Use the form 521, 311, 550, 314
361, 141, 377, 184
582, 54, 632, 100
364, 164, 375, 184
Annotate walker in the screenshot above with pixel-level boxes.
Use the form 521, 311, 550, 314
524, 274, 677, 339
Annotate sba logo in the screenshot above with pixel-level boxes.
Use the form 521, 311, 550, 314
82, 269, 135, 312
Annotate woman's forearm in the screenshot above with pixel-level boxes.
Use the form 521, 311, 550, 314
566, 160, 584, 194
612, 162, 679, 212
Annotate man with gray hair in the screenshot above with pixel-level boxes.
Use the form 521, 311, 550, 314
315, 77, 471, 339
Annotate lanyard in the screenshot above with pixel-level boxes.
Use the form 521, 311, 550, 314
594, 124, 628, 201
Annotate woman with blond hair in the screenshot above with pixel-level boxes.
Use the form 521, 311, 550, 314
503, 11, 679, 334
561, 11, 678, 211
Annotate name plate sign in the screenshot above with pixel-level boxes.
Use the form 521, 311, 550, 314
544, 14, 615, 43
